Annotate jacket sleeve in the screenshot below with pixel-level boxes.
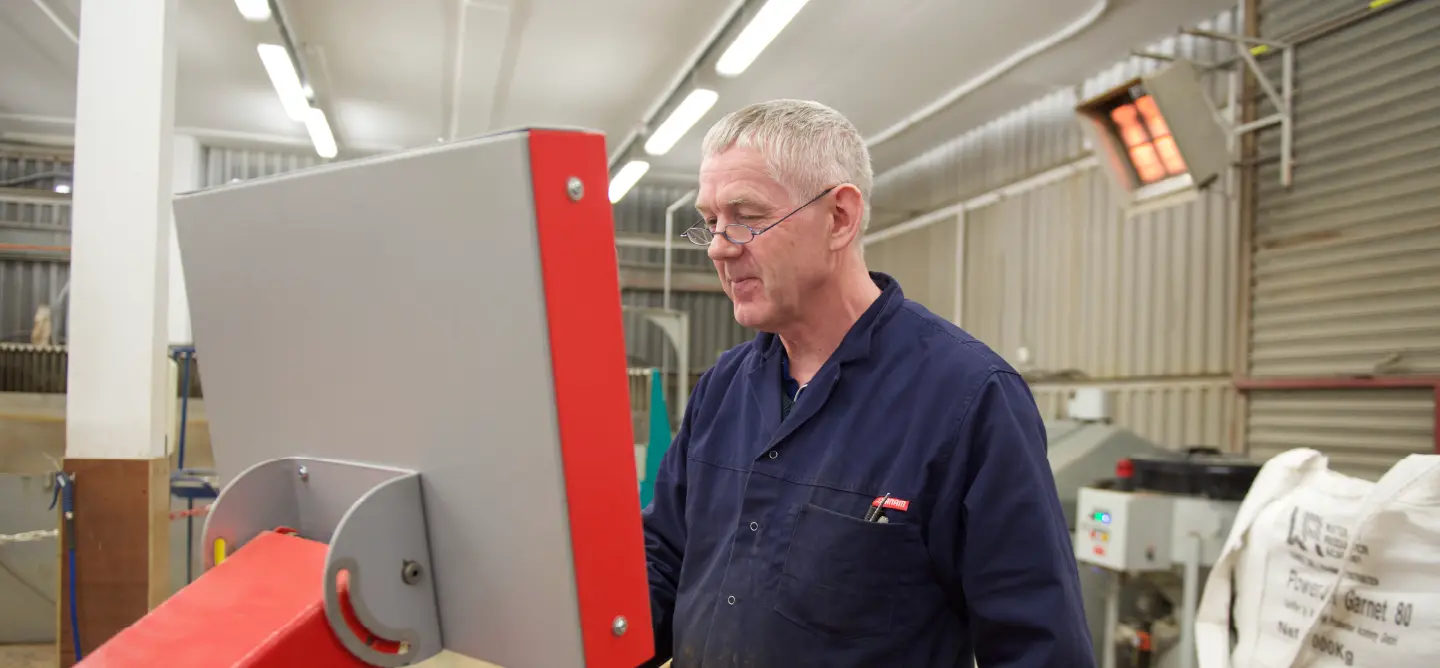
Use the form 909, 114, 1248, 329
637, 375, 705, 668
931, 370, 1095, 667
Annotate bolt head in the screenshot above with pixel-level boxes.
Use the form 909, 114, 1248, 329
402, 560, 424, 585
566, 177, 584, 201
611, 615, 628, 637
297, 465, 309, 481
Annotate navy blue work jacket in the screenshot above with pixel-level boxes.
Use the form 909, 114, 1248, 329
641, 273, 1094, 668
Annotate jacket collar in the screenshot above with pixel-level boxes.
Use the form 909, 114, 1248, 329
749, 271, 905, 370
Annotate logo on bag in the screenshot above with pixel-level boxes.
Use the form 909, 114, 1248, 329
1286, 508, 1326, 557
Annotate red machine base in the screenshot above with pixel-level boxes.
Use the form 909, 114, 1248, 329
79, 531, 370, 668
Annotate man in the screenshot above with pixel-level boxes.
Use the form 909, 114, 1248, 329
641, 99, 1093, 667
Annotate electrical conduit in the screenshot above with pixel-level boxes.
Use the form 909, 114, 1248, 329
864, 0, 1110, 148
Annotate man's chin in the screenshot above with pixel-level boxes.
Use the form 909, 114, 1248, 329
732, 302, 772, 331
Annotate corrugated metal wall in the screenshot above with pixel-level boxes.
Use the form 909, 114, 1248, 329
964, 169, 1234, 378
867, 9, 1243, 451
0, 146, 70, 192
621, 289, 752, 371
865, 215, 960, 322
1250, 0, 1440, 377
0, 145, 72, 345
1032, 380, 1237, 451
0, 261, 69, 345
1247, 389, 1434, 481
200, 146, 322, 187
1244, 0, 1440, 477
612, 184, 711, 270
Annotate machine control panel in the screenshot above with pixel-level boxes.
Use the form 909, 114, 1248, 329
1074, 487, 1173, 571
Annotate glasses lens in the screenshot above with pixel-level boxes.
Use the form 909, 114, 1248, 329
683, 226, 713, 245
724, 225, 755, 245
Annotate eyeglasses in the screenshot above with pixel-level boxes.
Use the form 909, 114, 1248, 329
682, 186, 838, 246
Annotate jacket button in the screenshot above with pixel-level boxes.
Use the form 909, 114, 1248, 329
727, 595, 736, 605
749, 521, 759, 532
768, 450, 778, 459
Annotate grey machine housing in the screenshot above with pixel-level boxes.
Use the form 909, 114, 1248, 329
173, 129, 642, 668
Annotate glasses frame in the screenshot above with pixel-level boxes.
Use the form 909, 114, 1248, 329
683, 185, 839, 246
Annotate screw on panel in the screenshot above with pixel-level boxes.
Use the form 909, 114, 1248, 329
611, 615, 628, 637
297, 465, 309, 481
402, 560, 423, 585
566, 177, 584, 201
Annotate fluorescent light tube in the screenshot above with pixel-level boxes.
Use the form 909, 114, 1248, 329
715, 0, 810, 77
609, 160, 651, 203
257, 44, 310, 121
644, 89, 720, 156
304, 108, 338, 159
234, 0, 272, 22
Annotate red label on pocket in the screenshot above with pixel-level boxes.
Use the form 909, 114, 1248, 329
872, 497, 910, 512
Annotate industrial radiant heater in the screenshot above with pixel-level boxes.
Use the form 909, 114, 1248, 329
78, 129, 655, 667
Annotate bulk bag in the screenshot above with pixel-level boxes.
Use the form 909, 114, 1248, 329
1195, 448, 1440, 667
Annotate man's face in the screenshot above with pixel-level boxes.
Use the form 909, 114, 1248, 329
696, 146, 828, 332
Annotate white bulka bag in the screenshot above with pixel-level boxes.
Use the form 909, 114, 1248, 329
1195, 448, 1440, 668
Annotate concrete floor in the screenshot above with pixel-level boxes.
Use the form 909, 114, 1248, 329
0, 644, 53, 668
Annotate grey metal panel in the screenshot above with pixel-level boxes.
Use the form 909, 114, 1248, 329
1030, 380, 1238, 452
870, 8, 1241, 231
963, 169, 1235, 378
1249, 0, 1440, 376
1246, 389, 1435, 481
174, 132, 586, 667
199, 145, 322, 187
866, 214, 960, 322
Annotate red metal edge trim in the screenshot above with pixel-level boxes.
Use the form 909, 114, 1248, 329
1233, 376, 1440, 391
1233, 375, 1440, 454
527, 128, 655, 667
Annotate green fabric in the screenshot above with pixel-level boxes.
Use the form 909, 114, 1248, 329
639, 368, 672, 508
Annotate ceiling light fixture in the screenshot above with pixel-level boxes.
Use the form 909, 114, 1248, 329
644, 88, 720, 156
609, 160, 651, 203
304, 108, 338, 159
234, 0, 272, 22
715, 0, 810, 77
257, 44, 310, 121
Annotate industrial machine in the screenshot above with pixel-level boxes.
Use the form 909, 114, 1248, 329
1044, 416, 1167, 527
1041, 388, 1260, 668
1072, 450, 1260, 668
79, 129, 654, 667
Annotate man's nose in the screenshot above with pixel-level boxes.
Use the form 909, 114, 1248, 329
707, 232, 741, 261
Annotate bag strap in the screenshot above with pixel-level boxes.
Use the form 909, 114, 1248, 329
1194, 449, 1328, 668
1275, 454, 1440, 667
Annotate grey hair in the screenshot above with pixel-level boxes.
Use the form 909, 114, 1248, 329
701, 99, 874, 232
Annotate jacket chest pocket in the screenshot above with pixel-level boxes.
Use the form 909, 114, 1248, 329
774, 503, 939, 640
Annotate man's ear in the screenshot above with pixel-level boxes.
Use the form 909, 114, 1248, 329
828, 184, 865, 251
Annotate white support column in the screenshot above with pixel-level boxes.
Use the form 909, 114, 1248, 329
66, 0, 179, 460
